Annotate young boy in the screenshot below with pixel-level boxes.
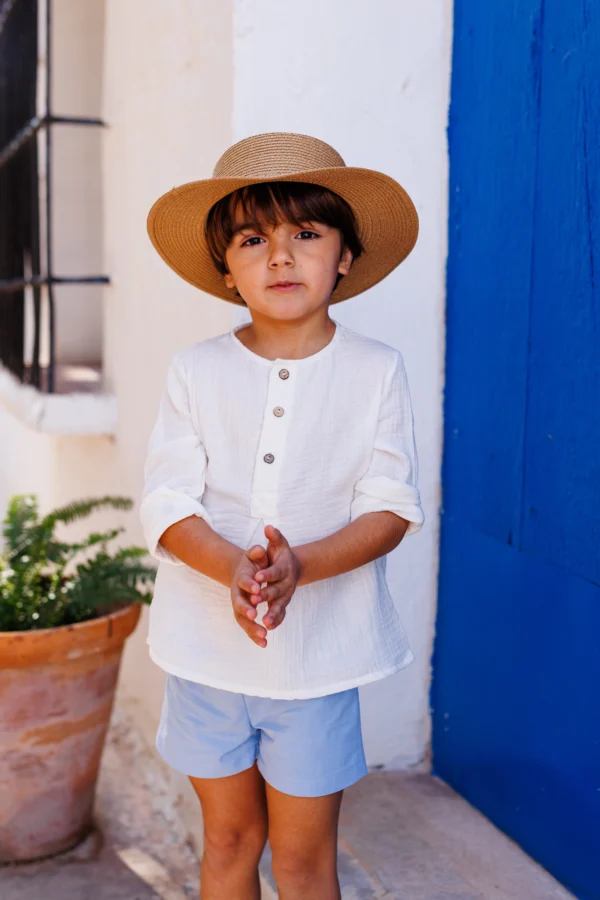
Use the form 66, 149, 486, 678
140, 132, 424, 900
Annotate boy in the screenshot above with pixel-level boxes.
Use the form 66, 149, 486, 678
140, 131, 424, 899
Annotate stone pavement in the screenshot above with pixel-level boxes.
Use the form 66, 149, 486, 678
262, 772, 576, 899
1, 707, 576, 900
337, 772, 575, 900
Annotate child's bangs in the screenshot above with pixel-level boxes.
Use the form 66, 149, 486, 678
230, 182, 338, 234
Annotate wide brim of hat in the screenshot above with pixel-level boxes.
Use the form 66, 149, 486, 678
147, 167, 419, 305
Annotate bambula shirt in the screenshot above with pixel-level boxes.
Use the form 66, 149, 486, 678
140, 319, 424, 699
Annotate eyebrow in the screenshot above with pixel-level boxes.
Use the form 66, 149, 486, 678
230, 221, 267, 239
230, 218, 319, 240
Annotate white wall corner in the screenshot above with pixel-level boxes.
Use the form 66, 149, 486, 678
0, 363, 117, 436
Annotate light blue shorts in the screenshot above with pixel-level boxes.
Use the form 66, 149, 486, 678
156, 675, 368, 797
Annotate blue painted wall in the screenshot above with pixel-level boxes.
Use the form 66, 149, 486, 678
433, 2, 600, 897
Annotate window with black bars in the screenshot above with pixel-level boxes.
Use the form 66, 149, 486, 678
0, 0, 108, 393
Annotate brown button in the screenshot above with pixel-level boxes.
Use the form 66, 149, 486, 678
263, 453, 275, 464
273, 406, 284, 417
279, 369, 290, 380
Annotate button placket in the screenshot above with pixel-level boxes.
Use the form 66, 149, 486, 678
250, 363, 296, 519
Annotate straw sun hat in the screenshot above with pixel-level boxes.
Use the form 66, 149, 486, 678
147, 131, 419, 305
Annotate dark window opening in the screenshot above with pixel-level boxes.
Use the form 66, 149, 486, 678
0, 0, 108, 394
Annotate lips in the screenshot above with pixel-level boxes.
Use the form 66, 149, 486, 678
270, 281, 299, 287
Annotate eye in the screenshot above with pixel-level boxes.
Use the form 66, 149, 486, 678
239, 228, 319, 247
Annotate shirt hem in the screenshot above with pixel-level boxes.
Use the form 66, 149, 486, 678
147, 645, 415, 700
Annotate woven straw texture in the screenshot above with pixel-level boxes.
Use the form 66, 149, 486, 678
147, 132, 419, 305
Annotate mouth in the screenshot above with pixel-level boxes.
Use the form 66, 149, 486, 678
268, 281, 301, 292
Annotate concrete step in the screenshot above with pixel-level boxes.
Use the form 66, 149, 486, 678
261, 770, 576, 899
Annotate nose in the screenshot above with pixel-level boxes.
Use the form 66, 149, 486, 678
267, 231, 294, 269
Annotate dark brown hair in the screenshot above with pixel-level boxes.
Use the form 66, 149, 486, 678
204, 181, 365, 303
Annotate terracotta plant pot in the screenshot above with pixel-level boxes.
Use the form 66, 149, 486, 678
0, 602, 141, 863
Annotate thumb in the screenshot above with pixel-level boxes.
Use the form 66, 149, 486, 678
246, 544, 269, 566
264, 524, 288, 546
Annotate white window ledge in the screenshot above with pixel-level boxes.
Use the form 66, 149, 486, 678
0, 362, 117, 435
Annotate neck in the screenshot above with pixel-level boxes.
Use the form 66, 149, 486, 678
235, 313, 337, 361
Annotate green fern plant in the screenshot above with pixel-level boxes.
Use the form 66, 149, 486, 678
0, 494, 156, 631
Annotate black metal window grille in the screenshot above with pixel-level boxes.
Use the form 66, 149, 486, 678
0, 0, 108, 393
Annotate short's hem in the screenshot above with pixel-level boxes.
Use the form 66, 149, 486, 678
257, 758, 368, 798
155, 735, 258, 780
147, 645, 415, 700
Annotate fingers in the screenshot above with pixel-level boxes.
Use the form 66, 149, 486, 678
236, 545, 269, 601
254, 564, 284, 585
251, 557, 284, 607
232, 536, 295, 640
263, 601, 287, 630
238, 572, 264, 599
255, 580, 285, 604
231, 588, 268, 648
231, 588, 258, 620
264, 524, 289, 546
235, 611, 268, 648
246, 543, 269, 567
253, 566, 293, 605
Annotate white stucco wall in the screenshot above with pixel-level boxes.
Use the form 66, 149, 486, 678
101, 0, 235, 839
232, 0, 452, 766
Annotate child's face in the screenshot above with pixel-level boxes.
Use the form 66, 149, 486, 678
223, 204, 353, 319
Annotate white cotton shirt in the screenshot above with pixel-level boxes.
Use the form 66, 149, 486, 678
139, 318, 425, 700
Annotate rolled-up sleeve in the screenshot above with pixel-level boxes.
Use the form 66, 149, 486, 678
350, 351, 424, 536
139, 350, 213, 565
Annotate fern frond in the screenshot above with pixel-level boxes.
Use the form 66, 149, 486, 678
2, 495, 39, 553
38, 496, 133, 532
0, 493, 154, 631
44, 528, 125, 565
112, 546, 149, 562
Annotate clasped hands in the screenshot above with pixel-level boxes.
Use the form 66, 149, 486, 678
230, 524, 301, 648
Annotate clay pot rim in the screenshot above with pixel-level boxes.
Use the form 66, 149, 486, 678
0, 600, 141, 638
0, 602, 143, 667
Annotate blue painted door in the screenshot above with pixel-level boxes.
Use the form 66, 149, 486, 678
432, 2, 600, 898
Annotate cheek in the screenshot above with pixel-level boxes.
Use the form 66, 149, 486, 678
238, 248, 265, 270
306, 248, 341, 279
226, 252, 254, 284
